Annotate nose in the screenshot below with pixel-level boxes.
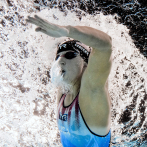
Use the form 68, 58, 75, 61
58, 57, 66, 65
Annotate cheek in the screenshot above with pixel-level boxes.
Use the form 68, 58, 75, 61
76, 57, 84, 71
69, 58, 83, 77
75, 63, 83, 74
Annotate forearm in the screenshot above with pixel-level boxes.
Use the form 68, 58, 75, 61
26, 15, 112, 50
66, 25, 112, 50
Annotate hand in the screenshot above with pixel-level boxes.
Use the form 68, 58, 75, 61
26, 15, 69, 38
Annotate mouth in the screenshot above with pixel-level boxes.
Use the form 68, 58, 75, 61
61, 70, 66, 76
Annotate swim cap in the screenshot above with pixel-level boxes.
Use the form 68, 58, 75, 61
56, 40, 90, 63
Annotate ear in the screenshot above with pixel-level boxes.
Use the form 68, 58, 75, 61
83, 62, 87, 68
82, 61, 87, 73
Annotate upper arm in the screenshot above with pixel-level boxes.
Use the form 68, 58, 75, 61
79, 45, 112, 129
81, 46, 112, 91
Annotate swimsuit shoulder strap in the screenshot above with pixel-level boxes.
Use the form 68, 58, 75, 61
58, 94, 66, 104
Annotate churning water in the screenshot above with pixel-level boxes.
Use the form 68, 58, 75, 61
0, 0, 146, 146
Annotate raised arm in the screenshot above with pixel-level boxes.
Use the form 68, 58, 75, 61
26, 15, 111, 48
67, 25, 112, 135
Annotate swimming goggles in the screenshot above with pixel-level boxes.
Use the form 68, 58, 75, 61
56, 40, 90, 63
55, 51, 79, 60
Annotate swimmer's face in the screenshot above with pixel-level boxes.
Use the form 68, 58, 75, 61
50, 50, 86, 86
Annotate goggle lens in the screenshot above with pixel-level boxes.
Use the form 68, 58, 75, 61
55, 52, 78, 60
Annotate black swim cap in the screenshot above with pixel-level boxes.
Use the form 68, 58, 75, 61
57, 40, 90, 63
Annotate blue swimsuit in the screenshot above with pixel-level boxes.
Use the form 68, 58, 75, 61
57, 94, 111, 147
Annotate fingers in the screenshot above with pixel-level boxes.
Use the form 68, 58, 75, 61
26, 15, 45, 26
35, 27, 47, 33
35, 27, 61, 38
34, 15, 47, 23
35, 27, 48, 35
26, 15, 54, 30
35, 27, 42, 32
34, 15, 58, 30
26, 16, 41, 26
26, 15, 63, 37
26, 16, 36, 23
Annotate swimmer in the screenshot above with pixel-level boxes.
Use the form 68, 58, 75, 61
26, 15, 112, 147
